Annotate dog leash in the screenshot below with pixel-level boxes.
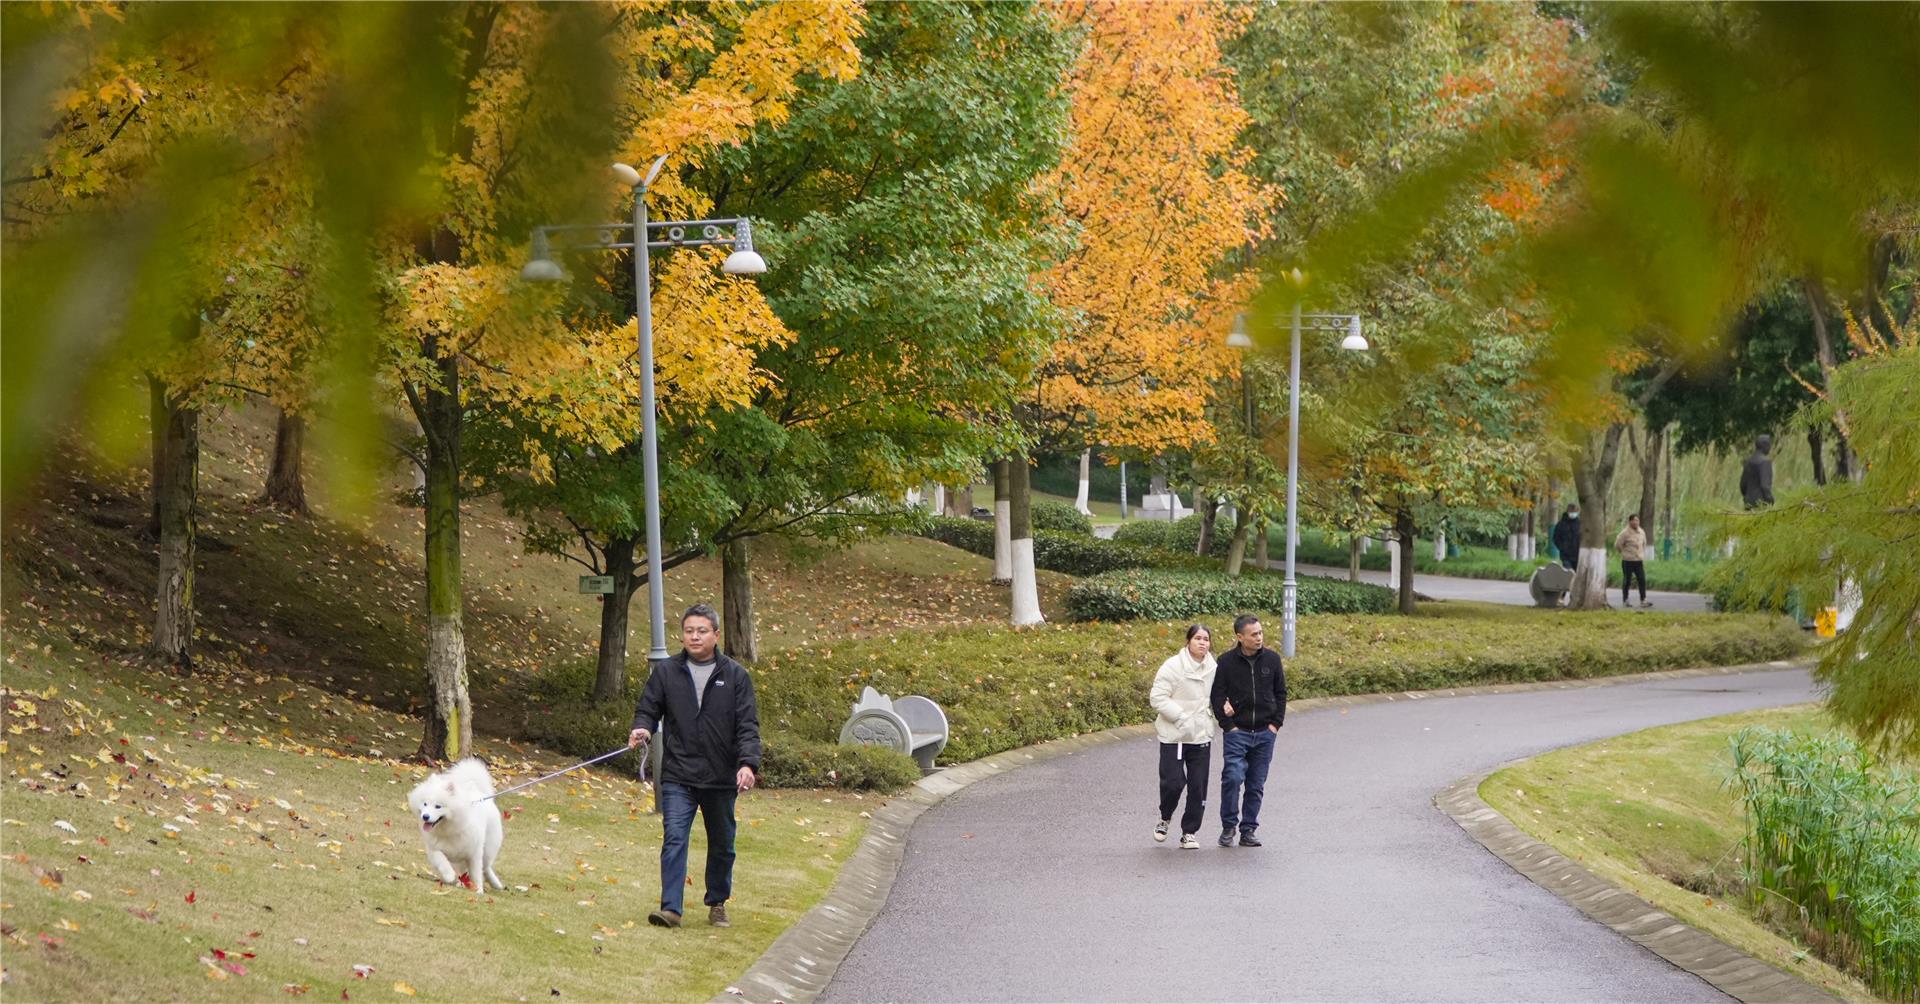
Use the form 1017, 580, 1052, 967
478, 745, 636, 802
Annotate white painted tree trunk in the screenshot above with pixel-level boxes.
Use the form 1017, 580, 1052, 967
1519, 533, 1534, 561
1836, 576, 1861, 631
1011, 539, 1043, 625
1388, 532, 1401, 584
993, 501, 1012, 582
1360, 536, 1372, 554
1506, 533, 1518, 560
1433, 531, 1447, 562
1074, 449, 1092, 515
932, 484, 945, 514
1568, 546, 1611, 609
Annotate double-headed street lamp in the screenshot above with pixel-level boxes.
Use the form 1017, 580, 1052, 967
1230, 289, 1367, 658
522, 156, 766, 663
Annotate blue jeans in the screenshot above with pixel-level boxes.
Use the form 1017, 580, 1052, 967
1219, 728, 1275, 834
659, 781, 737, 915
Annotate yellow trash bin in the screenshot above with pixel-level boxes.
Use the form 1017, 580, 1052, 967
1815, 606, 1838, 638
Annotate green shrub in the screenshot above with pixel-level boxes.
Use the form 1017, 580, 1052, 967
1064, 568, 1396, 621
916, 515, 1210, 576
1110, 520, 1174, 549
1167, 513, 1230, 558
755, 603, 1805, 765
1730, 729, 1919, 998
1031, 499, 1094, 536
759, 730, 924, 791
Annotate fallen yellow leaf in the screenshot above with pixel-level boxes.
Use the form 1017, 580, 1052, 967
393, 981, 417, 996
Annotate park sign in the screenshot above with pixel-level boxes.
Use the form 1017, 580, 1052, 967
579, 575, 615, 595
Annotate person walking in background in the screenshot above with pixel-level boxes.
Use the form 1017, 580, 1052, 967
1149, 624, 1217, 850
1210, 615, 1286, 848
1551, 504, 1581, 572
1616, 513, 1651, 608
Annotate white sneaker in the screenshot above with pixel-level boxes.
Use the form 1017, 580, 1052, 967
1179, 833, 1199, 850
1154, 819, 1169, 843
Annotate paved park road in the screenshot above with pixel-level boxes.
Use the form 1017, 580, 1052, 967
823, 667, 1816, 1003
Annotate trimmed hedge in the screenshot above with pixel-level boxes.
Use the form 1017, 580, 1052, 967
1031, 499, 1094, 536
1110, 519, 1175, 549
1065, 568, 1395, 621
917, 515, 1199, 576
752, 602, 1808, 766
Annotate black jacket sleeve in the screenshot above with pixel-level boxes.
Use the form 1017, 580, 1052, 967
734, 668, 763, 772
631, 663, 666, 733
1273, 654, 1288, 728
1210, 656, 1231, 728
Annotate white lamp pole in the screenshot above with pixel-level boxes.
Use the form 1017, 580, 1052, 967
1234, 293, 1366, 658
524, 157, 767, 663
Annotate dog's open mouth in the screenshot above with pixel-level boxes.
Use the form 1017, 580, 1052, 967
421, 818, 438, 831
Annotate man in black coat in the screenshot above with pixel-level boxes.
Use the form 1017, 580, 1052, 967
1551, 504, 1581, 571
629, 603, 762, 929
1740, 434, 1775, 509
1209, 614, 1286, 848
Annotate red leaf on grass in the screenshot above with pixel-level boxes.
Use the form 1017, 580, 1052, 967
185, 890, 196, 904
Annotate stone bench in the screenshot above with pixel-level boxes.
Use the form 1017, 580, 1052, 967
839, 686, 949, 771
1528, 563, 1574, 607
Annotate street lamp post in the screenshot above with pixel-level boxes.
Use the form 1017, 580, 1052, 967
1230, 299, 1367, 658
522, 156, 766, 664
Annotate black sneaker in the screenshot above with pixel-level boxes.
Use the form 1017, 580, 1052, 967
1218, 829, 1236, 848
1238, 830, 1262, 848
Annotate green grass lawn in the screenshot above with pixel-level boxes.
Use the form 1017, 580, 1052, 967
0, 629, 871, 1002
1481, 707, 1881, 1003
1029, 489, 1127, 525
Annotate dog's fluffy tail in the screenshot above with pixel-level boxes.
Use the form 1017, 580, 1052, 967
445, 758, 496, 797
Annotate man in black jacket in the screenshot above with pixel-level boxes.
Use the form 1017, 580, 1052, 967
1551, 504, 1581, 572
1209, 614, 1286, 848
628, 604, 762, 929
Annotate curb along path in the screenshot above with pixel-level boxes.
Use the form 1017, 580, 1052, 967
720, 660, 1810, 1004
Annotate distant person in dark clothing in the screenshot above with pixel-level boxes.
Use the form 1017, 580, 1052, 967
1210, 615, 1286, 849
1551, 505, 1581, 572
1740, 434, 1775, 508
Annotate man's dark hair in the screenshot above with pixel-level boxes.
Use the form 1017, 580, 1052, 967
682, 603, 720, 631
1184, 623, 1211, 643
1232, 614, 1261, 635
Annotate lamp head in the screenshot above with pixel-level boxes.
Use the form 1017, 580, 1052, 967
521, 229, 568, 283
1226, 312, 1253, 350
611, 162, 643, 188
1339, 315, 1368, 352
721, 218, 767, 276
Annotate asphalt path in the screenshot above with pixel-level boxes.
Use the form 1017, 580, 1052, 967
823, 667, 1816, 1003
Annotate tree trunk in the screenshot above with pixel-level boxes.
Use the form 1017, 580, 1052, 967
1567, 425, 1627, 610
1637, 424, 1661, 539
1195, 495, 1219, 555
1073, 448, 1092, 515
722, 536, 757, 664
1393, 510, 1417, 615
991, 460, 1011, 583
944, 484, 972, 518
592, 535, 638, 703
150, 383, 198, 667
1348, 535, 1362, 582
1008, 453, 1043, 625
262, 407, 310, 514
1808, 426, 1827, 487
1801, 276, 1857, 475
1255, 522, 1269, 571
414, 349, 471, 762
1223, 508, 1251, 576
147, 376, 167, 538
1432, 530, 1446, 563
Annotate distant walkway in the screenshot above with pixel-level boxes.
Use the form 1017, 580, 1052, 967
1283, 560, 1714, 612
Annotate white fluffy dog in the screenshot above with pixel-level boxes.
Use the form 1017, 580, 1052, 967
407, 758, 505, 890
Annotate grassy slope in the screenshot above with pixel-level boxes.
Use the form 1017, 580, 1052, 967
1481, 707, 1880, 1003
0, 623, 871, 1001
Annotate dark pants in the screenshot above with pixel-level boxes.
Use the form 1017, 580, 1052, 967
659, 781, 737, 915
1621, 560, 1647, 602
1219, 728, 1275, 835
1560, 551, 1578, 571
1157, 741, 1211, 835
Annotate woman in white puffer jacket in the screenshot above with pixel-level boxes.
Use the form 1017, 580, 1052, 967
1149, 624, 1217, 849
